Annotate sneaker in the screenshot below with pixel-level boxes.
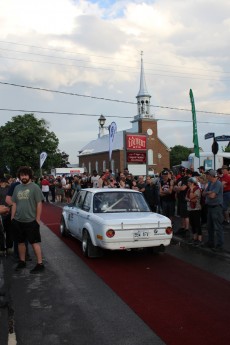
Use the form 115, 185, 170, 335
30, 263, 45, 274
201, 241, 215, 249
194, 240, 204, 247
212, 245, 224, 253
6, 248, 14, 255
187, 239, 196, 245
15, 260, 26, 271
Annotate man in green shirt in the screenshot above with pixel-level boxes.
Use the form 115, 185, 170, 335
11, 166, 45, 273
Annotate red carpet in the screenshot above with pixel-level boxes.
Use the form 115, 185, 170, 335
41, 203, 230, 345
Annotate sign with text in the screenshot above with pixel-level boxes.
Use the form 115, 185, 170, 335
215, 135, 230, 142
127, 152, 146, 163
126, 134, 146, 150
204, 132, 215, 140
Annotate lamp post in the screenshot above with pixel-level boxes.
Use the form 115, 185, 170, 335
98, 114, 106, 138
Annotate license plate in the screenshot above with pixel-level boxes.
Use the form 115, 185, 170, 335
134, 230, 149, 239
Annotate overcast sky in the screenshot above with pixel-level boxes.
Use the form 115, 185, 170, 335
0, 0, 230, 163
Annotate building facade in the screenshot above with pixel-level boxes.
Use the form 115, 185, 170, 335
78, 55, 170, 175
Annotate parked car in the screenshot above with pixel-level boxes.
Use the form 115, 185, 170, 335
60, 188, 172, 257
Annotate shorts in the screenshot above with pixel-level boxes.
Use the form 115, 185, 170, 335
12, 219, 41, 244
161, 199, 175, 218
223, 191, 230, 211
177, 199, 189, 218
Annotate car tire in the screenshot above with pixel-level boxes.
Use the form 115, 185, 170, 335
60, 217, 68, 237
82, 230, 103, 258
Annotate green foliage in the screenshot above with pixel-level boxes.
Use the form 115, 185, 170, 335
0, 113, 63, 176
170, 145, 192, 167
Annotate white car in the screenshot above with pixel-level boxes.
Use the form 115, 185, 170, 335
60, 188, 172, 258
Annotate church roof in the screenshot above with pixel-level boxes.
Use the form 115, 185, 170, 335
78, 130, 128, 156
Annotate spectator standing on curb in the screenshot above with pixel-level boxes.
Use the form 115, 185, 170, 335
41, 175, 50, 202
144, 176, 159, 212
186, 177, 203, 246
91, 170, 100, 188
0, 178, 13, 254
160, 170, 175, 221
174, 168, 190, 236
11, 166, 45, 273
219, 165, 230, 224
203, 169, 224, 252
49, 175, 56, 203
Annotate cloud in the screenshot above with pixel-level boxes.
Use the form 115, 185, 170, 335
0, 0, 230, 164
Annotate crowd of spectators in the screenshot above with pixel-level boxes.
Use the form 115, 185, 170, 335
1, 164, 229, 255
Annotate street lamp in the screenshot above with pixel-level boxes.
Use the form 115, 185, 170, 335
98, 114, 106, 128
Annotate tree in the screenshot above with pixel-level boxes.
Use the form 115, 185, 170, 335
0, 113, 63, 176
170, 145, 192, 167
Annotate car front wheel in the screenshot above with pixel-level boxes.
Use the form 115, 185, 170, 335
60, 217, 68, 237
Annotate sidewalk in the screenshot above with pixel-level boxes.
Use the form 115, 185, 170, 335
172, 215, 230, 261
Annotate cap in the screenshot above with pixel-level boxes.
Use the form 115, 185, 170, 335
205, 169, 217, 177
188, 177, 197, 184
222, 165, 229, 170
198, 166, 205, 170
161, 170, 169, 175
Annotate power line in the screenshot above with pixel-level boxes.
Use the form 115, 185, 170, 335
1, 80, 230, 116
1, 40, 230, 74
0, 54, 228, 82
0, 108, 229, 126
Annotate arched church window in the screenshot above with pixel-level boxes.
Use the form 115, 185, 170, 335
148, 149, 153, 165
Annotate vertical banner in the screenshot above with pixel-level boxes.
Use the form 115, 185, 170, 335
40, 151, 48, 168
189, 89, 200, 158
109, 122, 117, 161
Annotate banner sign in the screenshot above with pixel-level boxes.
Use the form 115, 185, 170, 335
189, 89, 200, 158
109, 122, 117, 161
40, 151, 48, 168
127, 152, 146, 163
126, 134, 146, 150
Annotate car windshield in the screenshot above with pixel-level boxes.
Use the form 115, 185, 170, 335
93, 191, 150, 213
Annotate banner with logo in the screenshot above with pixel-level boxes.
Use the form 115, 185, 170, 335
109, 122, 117, 161
40, 151, 48, 168
189, 89, 200, 158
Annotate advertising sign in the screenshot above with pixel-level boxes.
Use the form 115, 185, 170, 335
127, 152, 146, 163
126, 134, 146, 150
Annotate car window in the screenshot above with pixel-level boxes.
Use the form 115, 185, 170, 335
93, 191, 150, 213
82, 192, 92, 212
73, 190, 87, 209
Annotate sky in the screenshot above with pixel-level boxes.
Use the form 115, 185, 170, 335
0, 0, 230, 164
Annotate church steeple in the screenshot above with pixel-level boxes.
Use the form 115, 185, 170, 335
135, 52, 153, 120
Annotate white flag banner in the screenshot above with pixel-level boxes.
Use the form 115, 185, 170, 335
109, 122, 117, 161
40, 151, 48, 168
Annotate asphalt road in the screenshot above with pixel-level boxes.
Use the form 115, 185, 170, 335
1, 210, 230, 345
0, 224, 165, 345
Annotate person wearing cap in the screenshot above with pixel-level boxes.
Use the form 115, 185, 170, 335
159, 170, 175, 220
186, 177, 203, 245
203, 169, 224, 251
219, 165, 230, 224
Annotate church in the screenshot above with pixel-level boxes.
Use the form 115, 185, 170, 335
78, 55, 170, 175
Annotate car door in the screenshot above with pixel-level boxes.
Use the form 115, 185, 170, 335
68, 190, 87, 237
77, 191, 93, 237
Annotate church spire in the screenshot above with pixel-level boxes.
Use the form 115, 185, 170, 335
135, 52, 153, 119
137, 51, 150, 97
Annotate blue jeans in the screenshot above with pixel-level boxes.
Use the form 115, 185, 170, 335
207, 205, 224, 247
